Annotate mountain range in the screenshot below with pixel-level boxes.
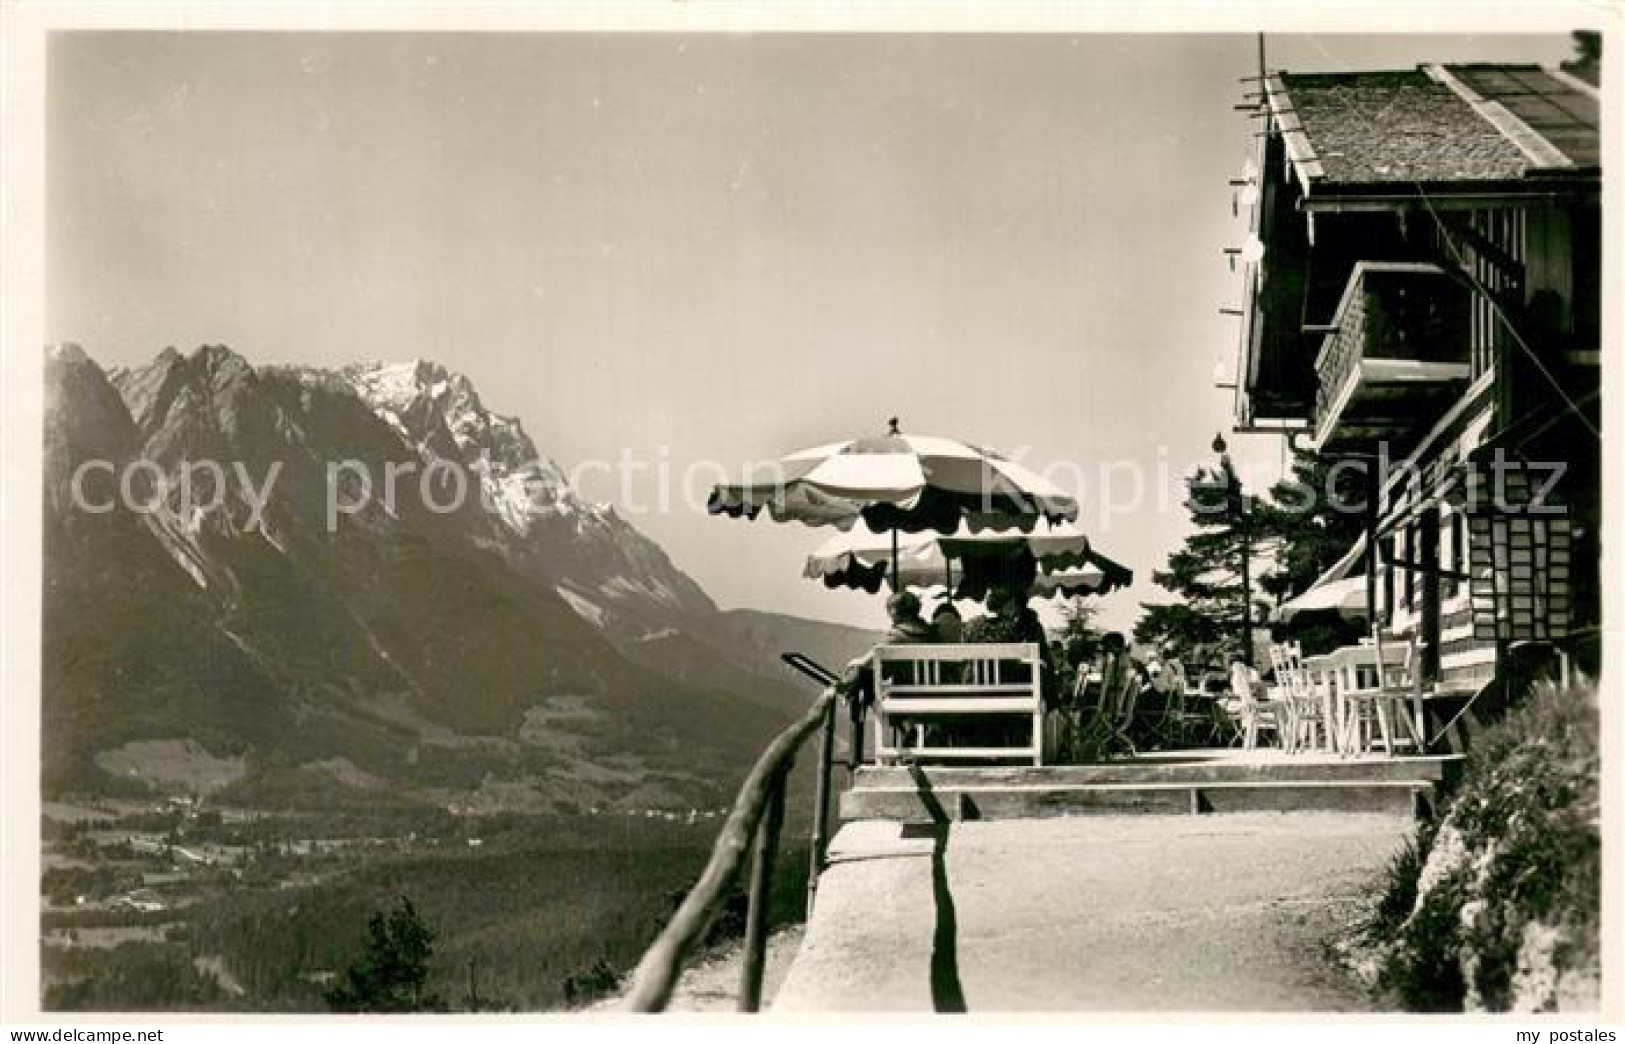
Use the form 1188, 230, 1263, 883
43, 344, 875, 813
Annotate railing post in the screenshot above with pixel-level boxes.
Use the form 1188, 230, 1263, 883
848, 696, 866, 771
806, 694, 837, 917
621, 686, 836, 1013
738, 769, 787, 1013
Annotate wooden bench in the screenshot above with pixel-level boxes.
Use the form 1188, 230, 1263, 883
871, 642, 1044, 765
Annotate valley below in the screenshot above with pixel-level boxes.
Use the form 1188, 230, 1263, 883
41, 793, 815, 1011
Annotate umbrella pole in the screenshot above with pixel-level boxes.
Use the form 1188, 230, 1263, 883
891, 529, 899, 591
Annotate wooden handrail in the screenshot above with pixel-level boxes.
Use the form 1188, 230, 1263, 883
622, 684, 840, 1013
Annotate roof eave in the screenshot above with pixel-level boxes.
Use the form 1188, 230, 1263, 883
1262, 75, 1323, 193
1298, 177, 1600, 210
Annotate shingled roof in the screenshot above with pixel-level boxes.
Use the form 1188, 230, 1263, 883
1266, 64, 1600, 190
1449, 64, 1600, 167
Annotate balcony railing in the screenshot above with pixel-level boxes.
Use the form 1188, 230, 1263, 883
1312, 262, 1472, 450
622, 653, 846, 1012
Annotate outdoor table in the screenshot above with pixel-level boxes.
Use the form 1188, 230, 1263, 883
1307, 643, 1432, 756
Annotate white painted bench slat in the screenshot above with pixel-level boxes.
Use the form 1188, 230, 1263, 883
881, 684, 1035, 696
875, 698, 1037, 714
872, 746, 1043, 761
873, 642, 1034, 662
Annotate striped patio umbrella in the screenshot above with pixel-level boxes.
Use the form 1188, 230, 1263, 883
804, 523, 1133, 601
1028, 558, 1135, 599
708, 420, 1081, 538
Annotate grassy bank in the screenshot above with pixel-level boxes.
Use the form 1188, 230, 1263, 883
1354, 677, 1601, 1012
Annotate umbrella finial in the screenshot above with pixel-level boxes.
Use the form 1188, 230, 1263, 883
887, 416, 901, 435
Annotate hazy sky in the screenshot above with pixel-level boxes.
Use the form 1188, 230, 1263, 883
48, 31, 1577, 631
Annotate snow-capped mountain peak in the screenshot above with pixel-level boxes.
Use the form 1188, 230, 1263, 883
342, 359, 580, 530
340, 359, 720, 632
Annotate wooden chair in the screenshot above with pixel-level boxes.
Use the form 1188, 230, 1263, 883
1231, 662, 1289, 751
1294, 673, 1333, 753
1133, 660, 1210, 750
1165, 659, 1193, 698
1070, 648, 1139, 760
1338, 629, 1426, 757
1046, 664, 1093, 764
1269, 641, 1329, 753
1265, 645, 1300, 753
1106, 653, 1145, 756
1156, 660, 1223, 747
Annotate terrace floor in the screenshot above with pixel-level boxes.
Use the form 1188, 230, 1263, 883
773, 811, 1411, 1012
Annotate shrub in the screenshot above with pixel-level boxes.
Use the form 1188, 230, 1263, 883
1362, 677, 1599, 1012
561, 957, 621, 1007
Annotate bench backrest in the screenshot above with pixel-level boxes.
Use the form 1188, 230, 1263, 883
869, 642, 1045, 765
872, 642, 1041, 698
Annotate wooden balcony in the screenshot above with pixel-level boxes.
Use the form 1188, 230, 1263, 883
1312, 262, 1472, 453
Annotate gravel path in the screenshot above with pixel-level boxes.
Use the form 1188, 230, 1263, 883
772, 813, 1411, 1013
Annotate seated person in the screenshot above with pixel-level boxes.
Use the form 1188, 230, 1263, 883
930, 599, 966, 686
884, 590, 935, 644
836, 590, 935, 708
962, 581, 1055, 751
964, 582, 1051, 666
1131, 654, 1181, 738
1144, 653, 1178, 696
930, 599, 964, 643
1226, 654, 1263, 711
1157, 645, 1192, 697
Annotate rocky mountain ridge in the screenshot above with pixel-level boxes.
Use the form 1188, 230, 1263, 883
44, 343, 876, 812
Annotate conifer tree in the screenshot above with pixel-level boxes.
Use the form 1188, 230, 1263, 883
325, 897, 442, 1013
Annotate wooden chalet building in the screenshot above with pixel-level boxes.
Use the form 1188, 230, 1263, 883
1232, 62, 1602, 712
